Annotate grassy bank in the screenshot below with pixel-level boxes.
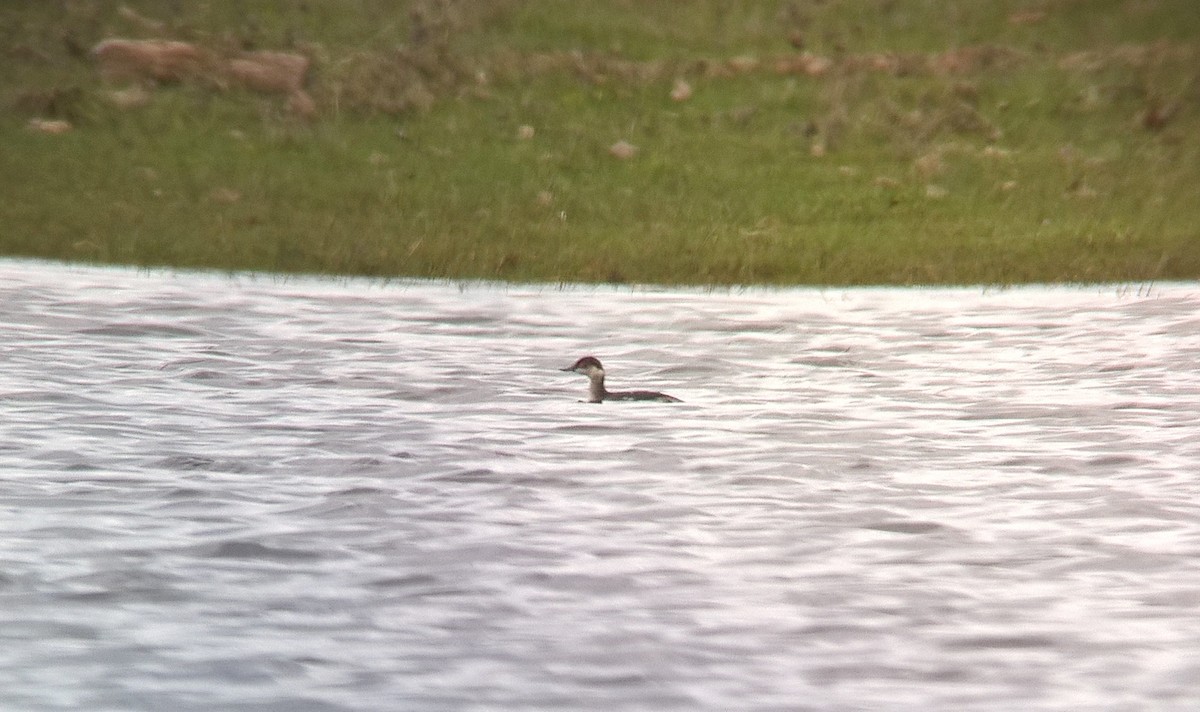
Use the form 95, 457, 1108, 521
3, 0, 1199, 285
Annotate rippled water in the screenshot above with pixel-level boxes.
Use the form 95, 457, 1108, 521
2, 259, 1199, 711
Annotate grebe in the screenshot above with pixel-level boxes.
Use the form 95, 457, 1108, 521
561, 356, 682, 403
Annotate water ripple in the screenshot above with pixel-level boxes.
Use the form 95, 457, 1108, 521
1, 260, 1199, 711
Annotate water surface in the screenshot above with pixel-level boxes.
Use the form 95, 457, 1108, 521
2, 260, 1199, 711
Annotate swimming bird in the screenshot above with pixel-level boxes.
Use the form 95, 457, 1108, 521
561, 356, 682, 403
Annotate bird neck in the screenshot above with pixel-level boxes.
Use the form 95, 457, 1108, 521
588, 372, 608, 403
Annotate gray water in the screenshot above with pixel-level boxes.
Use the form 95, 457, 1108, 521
2, 259, 1199, 711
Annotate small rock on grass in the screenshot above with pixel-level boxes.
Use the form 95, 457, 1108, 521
609, 140, 637, 160
27, 118, 72, 134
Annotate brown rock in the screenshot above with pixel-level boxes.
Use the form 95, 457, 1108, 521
609, 140, 637, 160
774, 52, 832, 77
91, 39, 207, 83
670, 78, 693, 102
27, 118, 73, 134
226, 51, 310, 94
286, 90, 317, 119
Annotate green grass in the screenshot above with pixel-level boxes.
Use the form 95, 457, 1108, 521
2, 0, 1199, 285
